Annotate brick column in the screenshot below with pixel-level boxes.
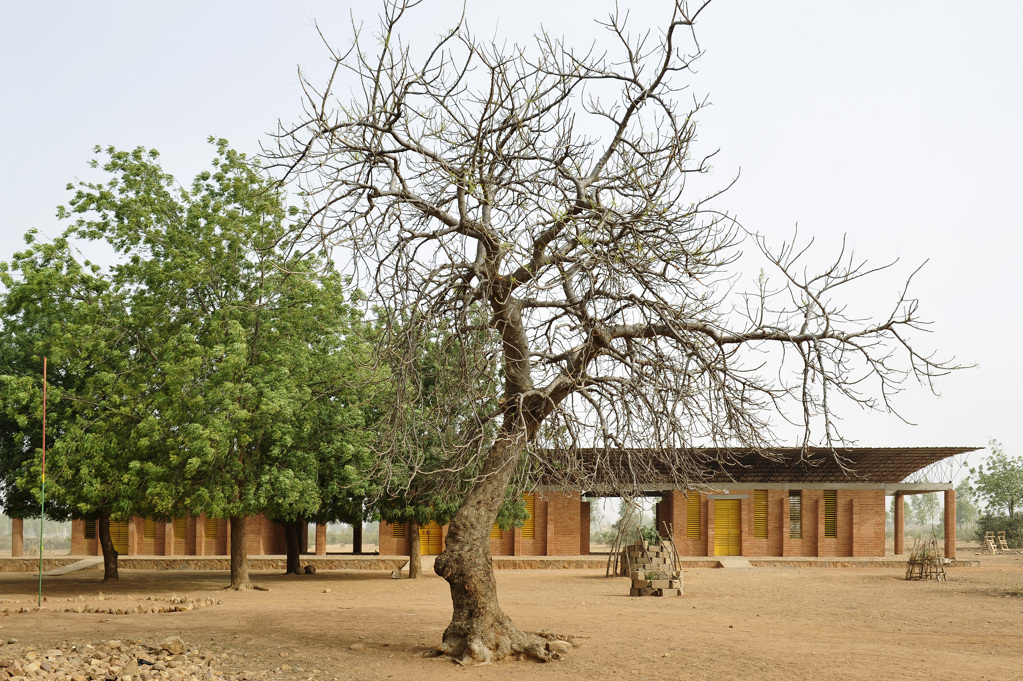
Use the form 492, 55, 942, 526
195, 515, 206, 556
740, 496, 750, 557
781, 497, 790, 557
705, 500, 715, 557
315, 523, 327, 555
128, 518, 138, 555
850, 500, 861, 557
164, 522, 174, 556
893, 493, 905, 555
580, 500, 590, 555
224, 519, 231, 556
11, 518, 24, 557
944, 488, 957, 559
818, 496, 826, 556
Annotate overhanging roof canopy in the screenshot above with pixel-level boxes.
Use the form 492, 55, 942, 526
544, 447, 979, 489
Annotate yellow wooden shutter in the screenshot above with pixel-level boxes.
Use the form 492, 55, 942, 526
144, 518, 157, 540
204, 518, 218, 540
420, 521, 443, 555
686, 494, 700, 539
173, 518, 186, 540
109, 519, 129, 554
522, 493, 535, 539
713, 499, 741, 556
490, 523, 502, 539
824, 490, 837, 538
84, 519, 96, 540
754, 490, 768, 539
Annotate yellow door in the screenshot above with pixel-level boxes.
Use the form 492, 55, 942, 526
109, 519, 130, 554
419, 521, 443, 555
714, 500, 741, 556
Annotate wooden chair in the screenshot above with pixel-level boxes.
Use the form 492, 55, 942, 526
983, 532, 999, 554
997, 531, 1010, 553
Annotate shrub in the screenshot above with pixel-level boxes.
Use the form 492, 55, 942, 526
975, 513, 1023, 548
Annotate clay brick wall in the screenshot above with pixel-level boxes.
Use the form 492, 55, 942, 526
743, 490, 786, 557
377, 521, 406, 556
69, 514, 287, 557
580, 500, 591, 554
674, 491, 707, 557
545, 491, 583, 556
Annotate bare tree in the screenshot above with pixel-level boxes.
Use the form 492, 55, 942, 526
269, 0, 958, 663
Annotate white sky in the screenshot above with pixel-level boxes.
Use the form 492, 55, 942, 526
2, 1, 1020, 479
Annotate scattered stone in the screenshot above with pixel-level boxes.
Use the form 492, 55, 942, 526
0, 638, 237, 680
391, 570, 402, 579
159, 636, 187, 655
304, 565, 317, 574
547, 640, 573, 655
322, 589, 331, 593
350, 643, 366, 651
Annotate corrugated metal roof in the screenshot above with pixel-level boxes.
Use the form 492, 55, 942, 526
542, 446, 980, 487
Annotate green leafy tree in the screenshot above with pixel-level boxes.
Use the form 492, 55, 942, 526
955, 479, 979, 530
910, 493, 940, 528
0, 232, 141, 579
971, 440, 1023, 520
268, 319, 384, 574
35, 141, 373, 588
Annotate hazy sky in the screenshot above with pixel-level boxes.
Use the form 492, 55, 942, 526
2, 1, 1020, 478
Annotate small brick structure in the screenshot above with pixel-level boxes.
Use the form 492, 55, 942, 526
622, 541, 683, 597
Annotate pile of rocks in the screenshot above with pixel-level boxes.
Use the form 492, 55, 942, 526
0, 595, 220, 617
0, 636, 236, 681
621, 541, 683, 597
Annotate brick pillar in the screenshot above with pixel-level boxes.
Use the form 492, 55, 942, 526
580, 500, 590, 555
195, 515, 206, 556
781, 497, 790, 557
850, 500, 860, 557
670, 491, 686, 553
128, 518, 138, 556
705, 500, 715, 557
164, 522, 174, 556
944, 488, 957, 559
512, 526, 522, 556
816, 499, 826, 557
893, 493, 905, 555
740, 496, 750, 557
315, 523, 327, 555
11, 518, 24, 557
224, 518, 231, 556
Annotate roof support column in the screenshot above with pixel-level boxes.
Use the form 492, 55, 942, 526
11, 518, 23, 557
315, 523, 327, 556
893, 493, 905, 555
944, 488, 956, 559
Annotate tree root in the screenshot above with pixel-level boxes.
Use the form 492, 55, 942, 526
437, 620, 574, 664
223, 582, 270, 591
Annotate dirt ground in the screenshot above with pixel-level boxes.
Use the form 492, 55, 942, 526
2, 551, 1022, 681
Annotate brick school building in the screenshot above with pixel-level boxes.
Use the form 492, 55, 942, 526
378, 446, 977, 559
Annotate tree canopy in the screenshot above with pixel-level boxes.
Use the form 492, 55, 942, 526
269, 0, 959, 663
972, 440, 1023, 521
1, 141, 380, 586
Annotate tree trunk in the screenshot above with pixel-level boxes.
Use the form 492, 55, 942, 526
352, 516, 363, 555
97, 512, 119, 582
408, 519, 422, 579
433, 434, 564, 663
229, 516, 250, 589
284, 521, 303, 575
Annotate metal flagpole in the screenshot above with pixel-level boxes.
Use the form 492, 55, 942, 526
38, 357, 47, 607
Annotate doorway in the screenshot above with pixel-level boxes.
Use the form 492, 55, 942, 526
714, 499, 741, 556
